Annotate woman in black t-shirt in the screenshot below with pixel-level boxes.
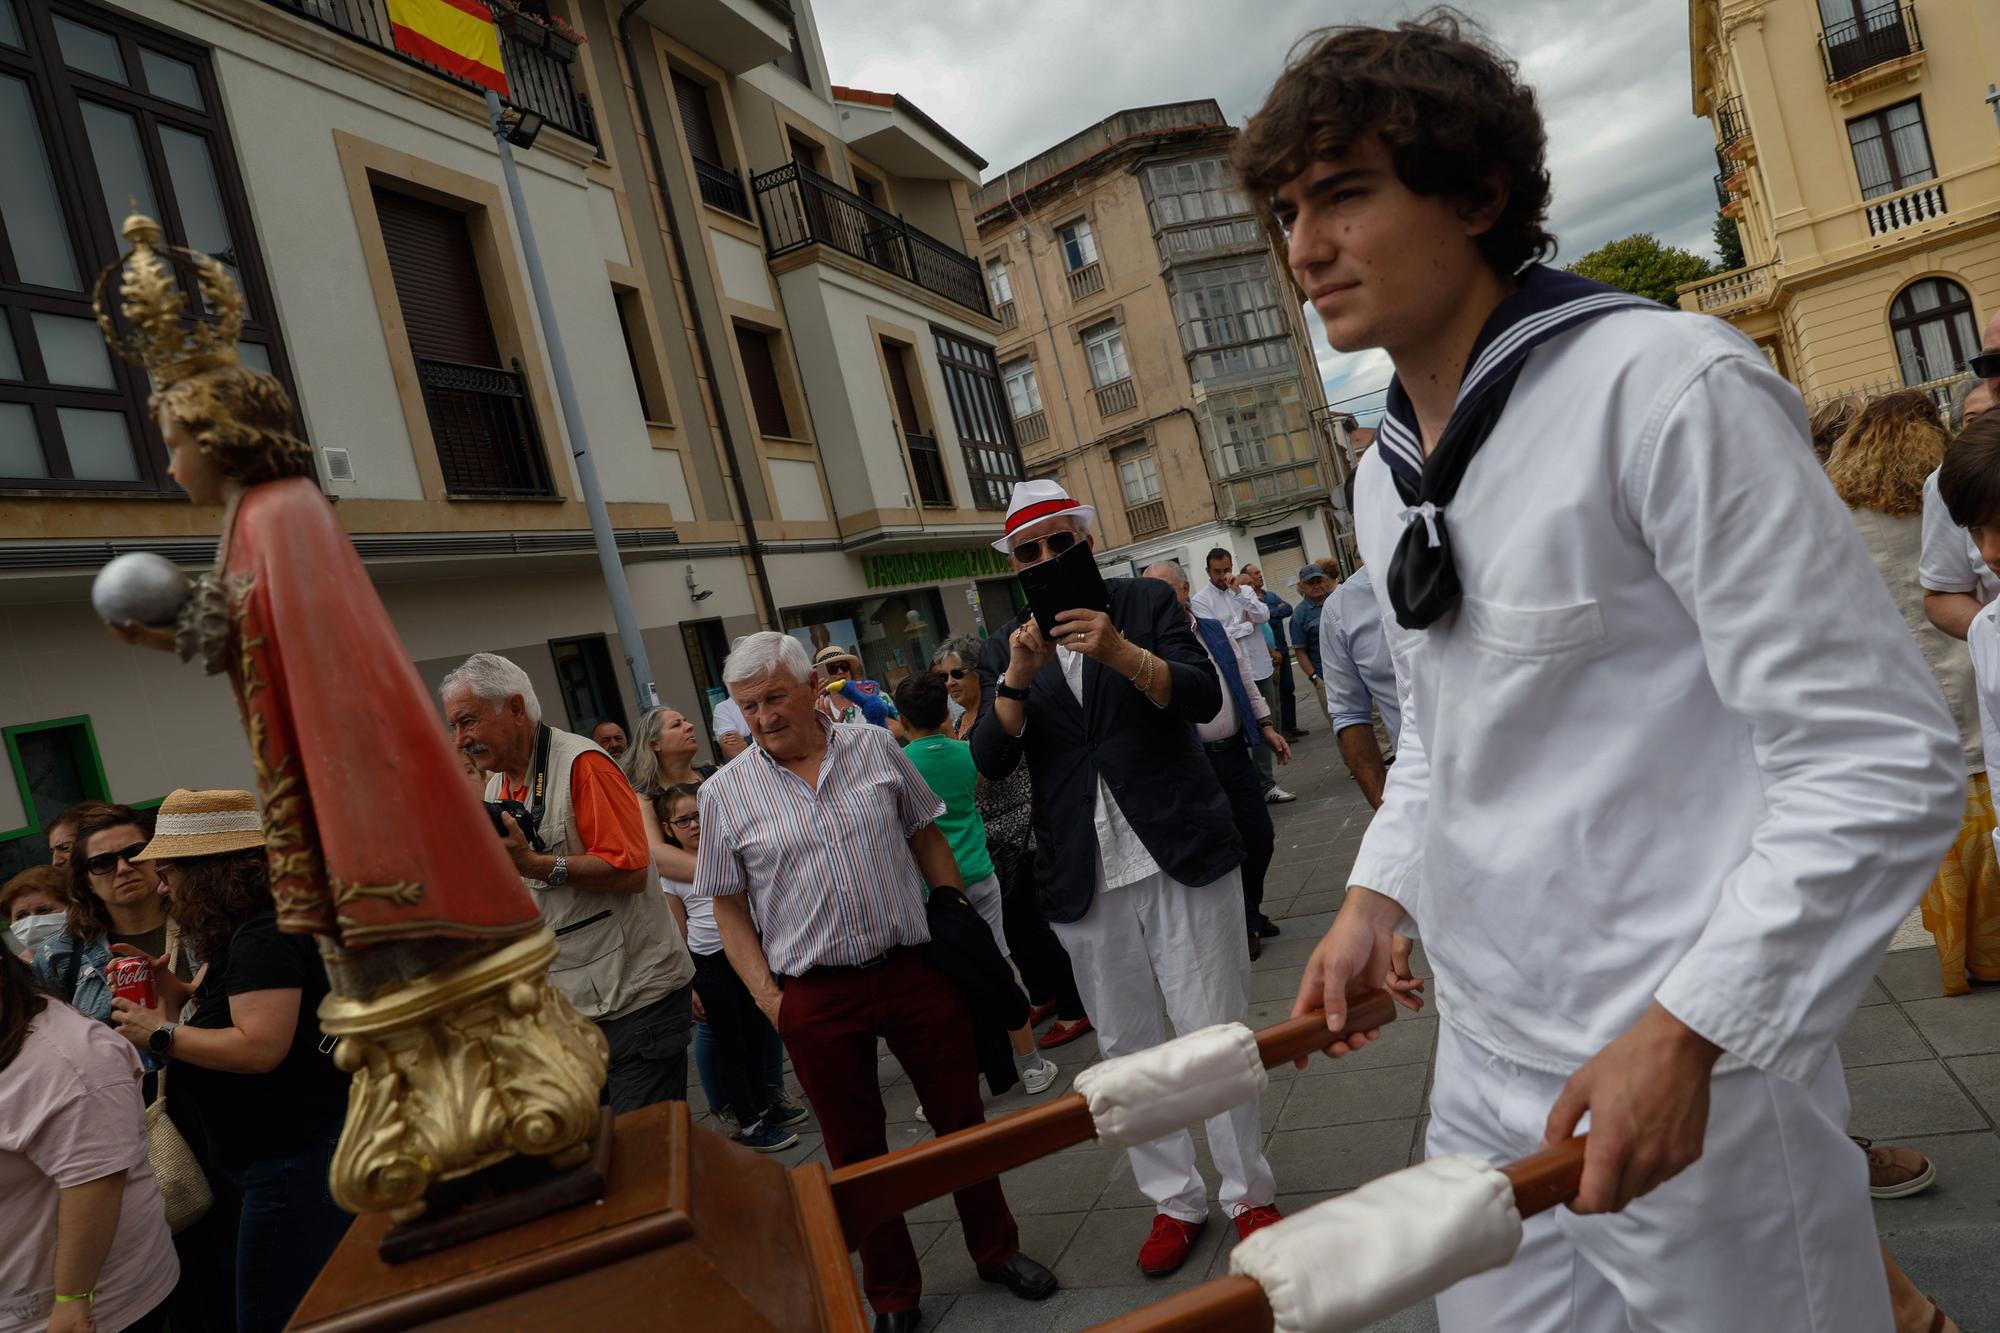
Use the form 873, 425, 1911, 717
108, 789, 350, 1333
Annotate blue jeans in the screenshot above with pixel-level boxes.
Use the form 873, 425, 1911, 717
694, 1016, 785, 1111
223, 1128, 350, 1333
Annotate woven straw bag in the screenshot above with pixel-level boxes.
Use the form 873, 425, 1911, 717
147, 1067, 213, 1233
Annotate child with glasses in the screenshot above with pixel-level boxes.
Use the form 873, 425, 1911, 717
654, 783, 808, 1152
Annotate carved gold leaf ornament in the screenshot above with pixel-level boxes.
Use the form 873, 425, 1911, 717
91, 213, 244, 389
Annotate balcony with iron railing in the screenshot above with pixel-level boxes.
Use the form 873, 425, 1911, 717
692, 157, 751, 219
416, 357, 555, 496
1065, 261, 1106, 303
1124, 498, 1168, 539
903, 429, 953, 506
1679, 262, 1776, 315
752, 162, 990, 317
1715, 94, 1751, 154
1818, 2, 1922, 84
1094, 377, 1138, 418
1012, 409, 1049, 445
268, 0, 596, 145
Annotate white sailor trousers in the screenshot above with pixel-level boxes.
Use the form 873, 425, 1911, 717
1052, 866, 1277, 1221
1428, 1023, 1891, 1332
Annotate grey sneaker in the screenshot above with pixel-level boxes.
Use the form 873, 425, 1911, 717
1022, 1057, 1060, 1095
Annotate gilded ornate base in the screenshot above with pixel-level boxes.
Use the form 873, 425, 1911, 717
320, 926, 609, 1220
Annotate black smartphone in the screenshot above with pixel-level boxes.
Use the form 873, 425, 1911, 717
1017, 538, 1112, 641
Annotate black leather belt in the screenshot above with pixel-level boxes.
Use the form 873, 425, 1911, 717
787, 945, 910, 979
1202, 738, 1243, 754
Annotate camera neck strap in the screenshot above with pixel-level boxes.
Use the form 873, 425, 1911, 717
525, 723, 553, 822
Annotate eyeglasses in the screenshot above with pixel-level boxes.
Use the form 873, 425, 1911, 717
943, 668, 970, 680
825, 663, 853, 675
84, 842, 148, 877
667, 813, 700, 830
1010, 529, 1078, 565
1966, 351, 2000, 379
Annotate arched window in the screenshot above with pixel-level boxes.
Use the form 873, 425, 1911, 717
1890, 278, 1978, 387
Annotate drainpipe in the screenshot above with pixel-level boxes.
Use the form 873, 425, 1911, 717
618, 0, 779, 630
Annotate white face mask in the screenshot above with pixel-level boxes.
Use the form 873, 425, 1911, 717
13, 911, 65, 950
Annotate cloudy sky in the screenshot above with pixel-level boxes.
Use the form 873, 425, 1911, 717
815, 0, 1722, 420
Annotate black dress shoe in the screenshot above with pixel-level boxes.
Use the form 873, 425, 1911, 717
978, 1252, 1058, 1301
1283, 728, 1310, 740
872, 1309, 921, 1333
1257, 916, 1281, 937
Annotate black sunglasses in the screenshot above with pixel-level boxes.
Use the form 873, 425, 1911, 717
1011, 529, 1079, 565
84, 842, 148, 876
942, 667, 970, 680
1966, 352, 2000, 379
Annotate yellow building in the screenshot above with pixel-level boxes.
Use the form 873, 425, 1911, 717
1681, 0, 2000, 403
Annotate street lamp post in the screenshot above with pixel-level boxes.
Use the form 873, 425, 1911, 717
484, 90, 659, 713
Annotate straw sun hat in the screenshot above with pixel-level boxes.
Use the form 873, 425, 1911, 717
134, 788, 267, 861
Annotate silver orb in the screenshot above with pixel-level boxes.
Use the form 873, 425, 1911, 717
92, 552, 191, 628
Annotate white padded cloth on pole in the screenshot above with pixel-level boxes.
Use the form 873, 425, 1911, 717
1072, 1022, 1266, 1150
1228, 1153, 1523, 1333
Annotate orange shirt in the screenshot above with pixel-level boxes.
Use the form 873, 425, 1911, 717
498, 751, 649, 872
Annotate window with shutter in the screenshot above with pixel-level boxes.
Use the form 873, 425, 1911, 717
735, 325, 791, 438
373, 187, 550, 495
670, 70, 723, 167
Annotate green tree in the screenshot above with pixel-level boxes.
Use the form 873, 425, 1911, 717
1564, 233, 1715, 305
1712, 209, 1746, 271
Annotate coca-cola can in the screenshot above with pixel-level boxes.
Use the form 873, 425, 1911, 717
107, 955, 156, 1010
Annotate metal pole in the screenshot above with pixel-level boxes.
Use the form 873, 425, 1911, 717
486, 91, 658, 711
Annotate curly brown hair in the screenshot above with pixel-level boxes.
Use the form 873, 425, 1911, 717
1232, 8, 1555, 276
152, 365, 314, 485
1826, 392, 1946, 517
1808, 394, 1865, 466
163, 849, 276, 964
64, 804, 151, 942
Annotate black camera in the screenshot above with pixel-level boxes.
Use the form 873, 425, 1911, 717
483, 799, 547, 852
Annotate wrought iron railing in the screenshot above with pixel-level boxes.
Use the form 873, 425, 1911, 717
1012, 409, 1049, 445
266, 0, 596, 145
1065, 261, 1105, 303
1819, 2, 1921, 82
415, 357, 555, 496
752, 162, 989, 316
1715, 94, 1750, 151
903, 429, 952, 506
1094, 377, 1137, 418
1125, 498, 1168, 539
692, 156, 751, 219
1713, 172, 1735, 211
1865, 180, 1946, 236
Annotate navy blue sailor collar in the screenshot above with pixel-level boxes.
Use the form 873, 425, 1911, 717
1372, 264, 1665, 629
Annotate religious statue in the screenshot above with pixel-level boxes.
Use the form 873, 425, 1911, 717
93, 214, 607, 1226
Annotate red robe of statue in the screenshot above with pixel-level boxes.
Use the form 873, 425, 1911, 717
217, 476, 541, 947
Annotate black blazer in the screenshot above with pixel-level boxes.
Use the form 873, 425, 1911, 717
971, 576, 1244, 924
925, 884, 1028, 1096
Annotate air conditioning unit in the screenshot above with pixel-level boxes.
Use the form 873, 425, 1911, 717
321, 448, 355, 483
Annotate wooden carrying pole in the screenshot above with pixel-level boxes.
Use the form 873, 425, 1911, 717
1085, 1137, 1591, 1333
825, 992, 1404, 1248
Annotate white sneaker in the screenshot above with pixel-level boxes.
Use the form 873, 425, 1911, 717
1021, 1057, 1060, 1095
1264, 785, 1297, 804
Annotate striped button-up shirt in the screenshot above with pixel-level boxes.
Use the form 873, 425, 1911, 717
691, 718, 945, 977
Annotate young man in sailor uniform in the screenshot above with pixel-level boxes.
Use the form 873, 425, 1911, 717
1237, 16, 1961, 1331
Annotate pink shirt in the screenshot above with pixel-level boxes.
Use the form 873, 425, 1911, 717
0, 1001, 178, 1332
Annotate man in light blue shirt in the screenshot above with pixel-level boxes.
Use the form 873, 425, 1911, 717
1319, 562, 1400, 808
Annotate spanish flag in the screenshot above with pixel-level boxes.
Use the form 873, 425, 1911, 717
385, 0, 509, 98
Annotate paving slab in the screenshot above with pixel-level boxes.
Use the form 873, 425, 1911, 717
1880, 1222, 2000, 1332
1277, 1062, 1429, 1132
1050, 1204, 1228, 1290
1876, 949, 1947, 1002
918, 1211, 1086, 1295
1871, 1131, 2000, 1232
1263, 1117, 1418, 1193
1839, 1003, 1924, 1067
1847, 1060, 1988, 1139
1945, 1053, 2000, 1123
1901, 989, 2000, 1057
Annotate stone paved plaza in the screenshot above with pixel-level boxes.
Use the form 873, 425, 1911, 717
689, 726, 2000, 1331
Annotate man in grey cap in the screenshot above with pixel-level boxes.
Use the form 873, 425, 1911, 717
1288, 565, 1336, 725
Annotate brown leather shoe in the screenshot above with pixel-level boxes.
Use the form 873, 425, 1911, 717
1852, 1136, 1937, 1199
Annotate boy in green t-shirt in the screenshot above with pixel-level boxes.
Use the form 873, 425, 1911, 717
893, 671, 1059, 1095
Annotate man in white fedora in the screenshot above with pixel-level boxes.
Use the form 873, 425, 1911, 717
968, 479, 1284, 1276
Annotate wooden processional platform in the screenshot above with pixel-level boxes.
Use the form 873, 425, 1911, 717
288, 994, 1585, 1333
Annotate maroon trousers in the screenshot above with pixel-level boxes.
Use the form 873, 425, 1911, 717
778, 947, 1019, 1314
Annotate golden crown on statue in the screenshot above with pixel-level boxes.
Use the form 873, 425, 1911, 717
91, 212, 244, 389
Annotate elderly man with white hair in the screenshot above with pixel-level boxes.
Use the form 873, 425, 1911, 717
691, 631, 1056, 1333
441, 652, 693, 1113
970, 479, 1283, 1278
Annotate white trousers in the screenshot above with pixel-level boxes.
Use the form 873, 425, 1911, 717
1428, 1022, 1891, 1332
964, 873, 1007, 957
1052, 867, 1276, 1221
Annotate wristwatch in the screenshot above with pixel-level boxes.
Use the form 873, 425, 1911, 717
995, 680, 1031, 702
546, 855, 569, 887
148, 1021, 177, 1057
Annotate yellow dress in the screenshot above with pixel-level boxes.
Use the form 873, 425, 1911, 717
1921, 773, 2000, 995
